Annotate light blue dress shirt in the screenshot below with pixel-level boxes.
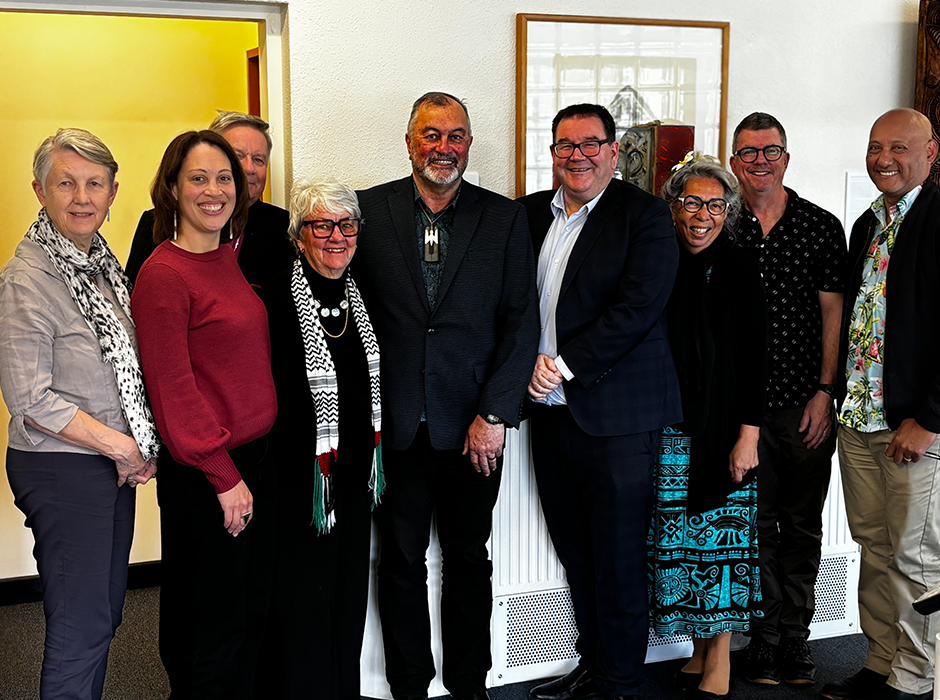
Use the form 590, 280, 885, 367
534, 186, 607, 405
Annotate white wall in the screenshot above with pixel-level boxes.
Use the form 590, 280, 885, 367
0, 0, 922, 578
283, 0, 919, 230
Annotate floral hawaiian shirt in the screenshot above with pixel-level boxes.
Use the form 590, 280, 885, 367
838, 186, 922, 432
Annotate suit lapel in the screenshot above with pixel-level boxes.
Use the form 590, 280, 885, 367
560, 182, 620, 298
530, 192, 556, 256
435, 183, 481, 310
387, 178, 431, 314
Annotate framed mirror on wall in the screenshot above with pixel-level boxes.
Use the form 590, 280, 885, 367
515, 14, 730, 197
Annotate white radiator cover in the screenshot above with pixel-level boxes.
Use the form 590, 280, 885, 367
359, 422, 860, 697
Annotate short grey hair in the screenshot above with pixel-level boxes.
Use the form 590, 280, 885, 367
660, 152, 742, 233
33, 128, 118, 191
209, 110, 273, 155
733, 112, 787, 152
287, 179, 362, 251
407, 92, 472, 137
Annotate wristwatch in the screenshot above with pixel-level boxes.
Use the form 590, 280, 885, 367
480, 413, 504, 425
819, 384, 837, 399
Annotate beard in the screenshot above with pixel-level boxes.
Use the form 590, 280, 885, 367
412, 152, 468, 187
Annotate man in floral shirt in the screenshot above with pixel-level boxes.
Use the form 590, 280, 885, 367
824, 108, 940, 700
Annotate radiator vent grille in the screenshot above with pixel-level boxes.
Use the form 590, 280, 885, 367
811, 554, 848, 624
505, 589, 578, 668
648, 628, 691, 648
500, 554, 850, 671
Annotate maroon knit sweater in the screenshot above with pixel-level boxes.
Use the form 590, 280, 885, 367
132, 240, 277, 493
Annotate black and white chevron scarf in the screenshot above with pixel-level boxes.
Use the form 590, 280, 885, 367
25, 208, 160, 461
290, 257, 384, 534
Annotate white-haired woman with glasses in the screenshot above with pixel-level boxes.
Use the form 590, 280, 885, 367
648, 153, 768, 700
258, 179, 384, 699
0, 128, 158, 699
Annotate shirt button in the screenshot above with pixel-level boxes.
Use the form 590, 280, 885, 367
427, 328, 435, 335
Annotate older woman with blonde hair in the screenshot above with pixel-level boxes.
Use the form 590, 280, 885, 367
258, 178, 383, 699
0, 128, 158, 699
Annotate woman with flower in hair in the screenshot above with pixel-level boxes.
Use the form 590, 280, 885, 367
649, 153, 768, 699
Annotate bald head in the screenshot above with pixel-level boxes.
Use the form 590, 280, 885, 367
867, 108, 938, 207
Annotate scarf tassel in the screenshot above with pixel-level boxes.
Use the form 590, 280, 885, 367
370, 432, 385, 510
312, 450, 337, 534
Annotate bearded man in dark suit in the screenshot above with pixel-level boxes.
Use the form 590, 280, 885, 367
353, 91, 539, 700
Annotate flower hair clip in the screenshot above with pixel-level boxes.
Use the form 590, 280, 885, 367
671, 151, 695, 173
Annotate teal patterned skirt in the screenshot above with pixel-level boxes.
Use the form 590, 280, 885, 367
647, 427, 761, 638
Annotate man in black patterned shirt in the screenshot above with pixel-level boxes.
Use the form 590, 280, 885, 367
731, 112, 847, 686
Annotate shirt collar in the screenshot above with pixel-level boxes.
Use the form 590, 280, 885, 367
550, 183, 608, 220
413, 179, 460, 213
871, 185, 922, 227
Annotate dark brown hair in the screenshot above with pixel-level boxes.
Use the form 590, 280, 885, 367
150, 130, 250, 244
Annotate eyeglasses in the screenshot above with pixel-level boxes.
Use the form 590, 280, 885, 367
733, 145, 786, 163
550, 140, 613, 159
303, 218, 362, 238
677, 196, 728, 216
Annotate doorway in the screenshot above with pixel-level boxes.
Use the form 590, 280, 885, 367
0, 3, 286, 577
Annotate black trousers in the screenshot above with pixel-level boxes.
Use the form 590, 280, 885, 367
7, 449, 135, 700
750, 407, 834, 644
375, 423, 502, 699
530, 404, 657, 699
157, 437, 271, 700
257, 429, 374, 700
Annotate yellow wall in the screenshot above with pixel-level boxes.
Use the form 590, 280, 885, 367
0, 12, 258, 577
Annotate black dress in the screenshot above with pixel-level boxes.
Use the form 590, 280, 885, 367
257, 258, 376, 700
648, 236, 768, 638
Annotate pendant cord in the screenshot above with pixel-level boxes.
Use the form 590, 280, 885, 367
419, 201, 449, 227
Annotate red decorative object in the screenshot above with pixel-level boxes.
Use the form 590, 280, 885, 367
618, 121, 696, 196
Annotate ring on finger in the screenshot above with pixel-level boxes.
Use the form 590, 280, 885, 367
242, 512, 252, 525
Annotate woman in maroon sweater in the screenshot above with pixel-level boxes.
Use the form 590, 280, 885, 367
132, 130, 277, 699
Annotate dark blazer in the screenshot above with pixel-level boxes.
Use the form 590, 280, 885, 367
124, 200, 294, 287
519, 178, 682, 436
837, 178, 940, 432
670, 245, 767, 514
354, 176, 540, 452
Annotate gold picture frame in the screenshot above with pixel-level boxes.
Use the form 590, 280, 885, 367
516, 14, 730, 197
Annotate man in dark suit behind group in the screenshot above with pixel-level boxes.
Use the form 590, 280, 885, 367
353, 92, 539, 700
521, 103, 682, 700
124, 110, 294, 286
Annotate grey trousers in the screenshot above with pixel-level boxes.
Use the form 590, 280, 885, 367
839, 425, 940, 695
6, 448, 135, 700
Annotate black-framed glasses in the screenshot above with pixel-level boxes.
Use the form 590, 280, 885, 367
678, 196, 728, 216
303, 218, 363, 238
550, 140, 613, 158
733, 145, 786, 163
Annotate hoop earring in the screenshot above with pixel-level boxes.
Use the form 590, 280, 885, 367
173, 211, 178, 241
